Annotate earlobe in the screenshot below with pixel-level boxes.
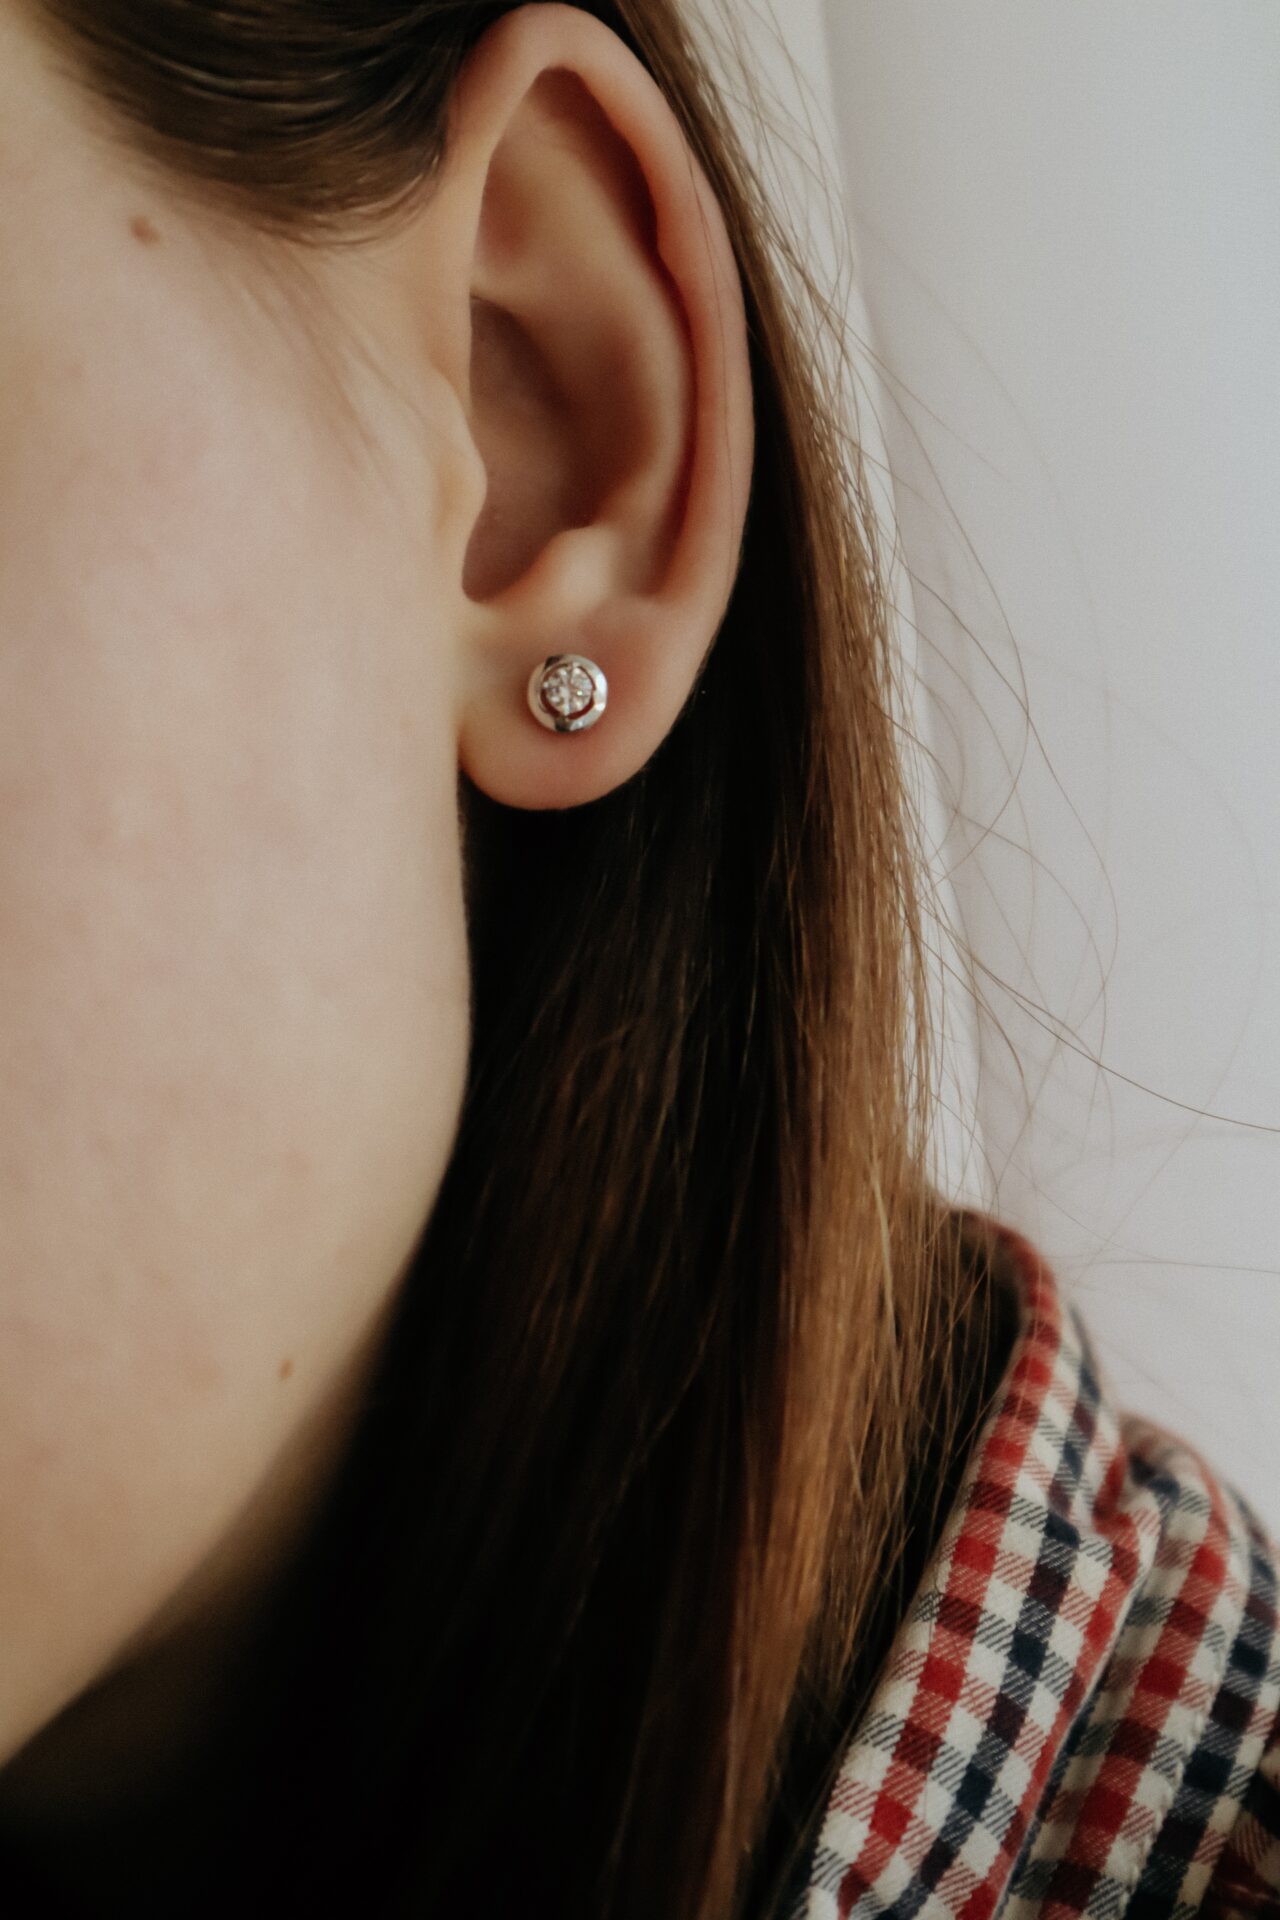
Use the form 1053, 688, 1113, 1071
387, 3, 754, 812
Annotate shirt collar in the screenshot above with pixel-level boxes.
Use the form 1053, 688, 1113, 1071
794, 1217, 1269, 1919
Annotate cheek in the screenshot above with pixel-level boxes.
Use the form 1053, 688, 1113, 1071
0, 388, 471, 1760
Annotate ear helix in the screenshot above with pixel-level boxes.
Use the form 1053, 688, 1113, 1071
526, 654, 609, 734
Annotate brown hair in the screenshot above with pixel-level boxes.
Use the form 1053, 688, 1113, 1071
26, 4, 1014, 1915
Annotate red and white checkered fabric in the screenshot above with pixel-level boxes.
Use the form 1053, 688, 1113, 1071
793, 1220, 1280, 1919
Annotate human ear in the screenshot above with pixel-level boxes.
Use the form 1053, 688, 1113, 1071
373, 2, 754, 810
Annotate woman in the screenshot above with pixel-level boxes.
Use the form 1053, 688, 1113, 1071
0, 2, 1274, 1915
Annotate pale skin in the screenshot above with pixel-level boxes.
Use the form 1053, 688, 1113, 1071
0, 0, 753, 1875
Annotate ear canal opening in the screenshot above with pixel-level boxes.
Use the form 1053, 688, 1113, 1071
461, 295, 596, 604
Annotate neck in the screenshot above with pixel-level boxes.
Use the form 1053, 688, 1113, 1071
0, 1293, 397, 1910
0, 1581, 274, 1912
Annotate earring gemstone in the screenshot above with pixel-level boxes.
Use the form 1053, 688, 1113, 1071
528, 654, 608, 733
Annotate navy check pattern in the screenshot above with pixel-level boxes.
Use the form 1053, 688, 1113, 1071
792, 1221, 1280, 1919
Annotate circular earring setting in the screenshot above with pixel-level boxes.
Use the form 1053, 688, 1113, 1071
527, 654, 609, 734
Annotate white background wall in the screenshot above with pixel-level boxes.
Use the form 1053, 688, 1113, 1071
695, 1, 1280, 1532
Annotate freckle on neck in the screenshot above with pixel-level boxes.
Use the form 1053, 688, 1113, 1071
278, 1358, 295, 1382
129, 213, 161, 246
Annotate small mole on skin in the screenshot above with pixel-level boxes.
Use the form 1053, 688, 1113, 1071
278, 1358, 295, 1382
129, 214, 161, 246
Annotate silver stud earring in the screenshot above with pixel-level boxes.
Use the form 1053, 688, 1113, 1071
527, 654, 609, 734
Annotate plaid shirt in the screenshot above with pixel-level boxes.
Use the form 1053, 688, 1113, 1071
792, 1219, 1280, 1919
